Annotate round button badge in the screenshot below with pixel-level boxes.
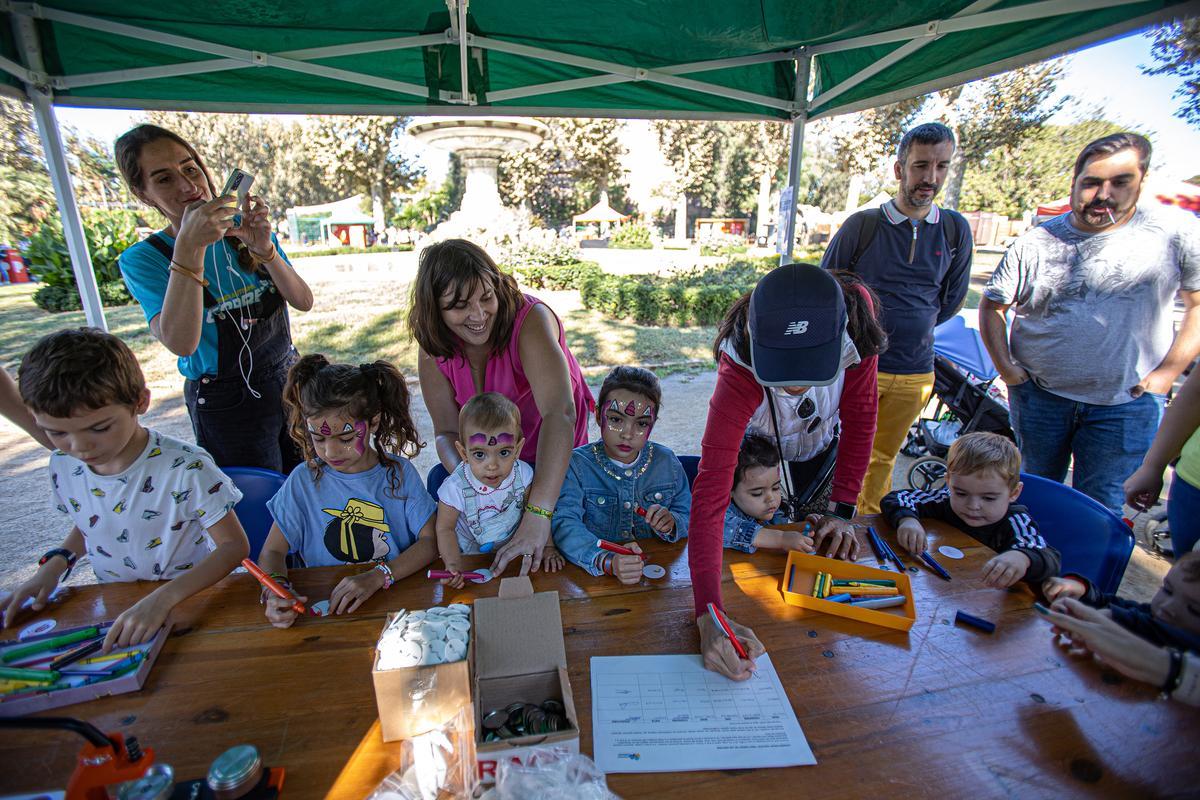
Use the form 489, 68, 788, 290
642, 564, 666, 580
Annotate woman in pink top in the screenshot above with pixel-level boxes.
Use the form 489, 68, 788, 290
410, 239, 594, 576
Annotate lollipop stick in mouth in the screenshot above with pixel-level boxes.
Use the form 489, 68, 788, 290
1105, 207, 1117, 225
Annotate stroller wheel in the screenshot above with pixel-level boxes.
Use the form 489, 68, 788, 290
907, 456, 948, 493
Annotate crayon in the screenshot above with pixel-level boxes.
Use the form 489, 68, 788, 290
831, 579, 896, 587
0, 665, 60, 682
832, 586, 898, 596
48, 639, 104, 671
825, 593, 852, 603
2, 627, 100, 663
850, 595, 906, 610
707, 603, 749, 661
811, 572, 823, 598
955, 610, 996, 633
919, 551, 952, 581
785, 563, 796, 594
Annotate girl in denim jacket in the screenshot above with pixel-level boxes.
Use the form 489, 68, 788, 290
553, 367, 691, 584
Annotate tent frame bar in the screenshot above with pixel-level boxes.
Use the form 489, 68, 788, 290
807, 0, 1148, 56
779, 54, 811, 267
810, 0, 1004, 111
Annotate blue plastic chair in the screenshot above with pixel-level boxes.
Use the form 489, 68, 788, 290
1016, 472, 1134, 594
427, 463, 451, 500
223, 466, 287, 560
677, 455, 700, 490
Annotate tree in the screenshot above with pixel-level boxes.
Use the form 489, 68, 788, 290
1143, 18, 1200, 128
66, 131, 127, 210
932, 59, 1066, 209
960, 117, 1128, 216
498, 118, 628, 227
653, 120, 719, 238
0, 98, 54, 242
144, 111, 332, 217
310, 116, 423, 229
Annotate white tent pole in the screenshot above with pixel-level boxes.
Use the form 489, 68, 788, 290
780, 53, 810, 267
11, 12, 106, 330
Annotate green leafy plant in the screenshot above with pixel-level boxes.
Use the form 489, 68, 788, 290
291, 244, 414, 258
26, 210, 141, 312
579, 258, 775, 325
499, 241, 602, 290
609, 223, 653, 249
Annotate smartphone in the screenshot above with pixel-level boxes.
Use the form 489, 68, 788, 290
221, 169, 255, 227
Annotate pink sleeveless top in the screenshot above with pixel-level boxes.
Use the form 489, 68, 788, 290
436, 294, 594, 463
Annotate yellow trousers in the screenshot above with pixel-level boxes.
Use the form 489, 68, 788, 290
858, 371, 935, 514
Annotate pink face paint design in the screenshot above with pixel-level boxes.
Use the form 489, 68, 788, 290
353, 420, 368, 455
623, 400, 637, 417
493, 433, 515, 445
468, 433, 489, 445
318, 420, 332, 436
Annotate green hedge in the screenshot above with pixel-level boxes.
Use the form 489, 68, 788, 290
290, 244, 414, 258
500, 240, 602, 290
610, 223, 653, 249
579, 257, 775, 325
27, 210, 139, 312
700, 242, 749, 257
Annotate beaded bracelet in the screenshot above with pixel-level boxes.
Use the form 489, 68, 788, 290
524, 503, 554, 520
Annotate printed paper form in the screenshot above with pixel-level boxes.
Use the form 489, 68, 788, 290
591, 654, 816, 773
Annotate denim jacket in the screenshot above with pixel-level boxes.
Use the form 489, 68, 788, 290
723, 502, 789, 553
553, 440, 691, 575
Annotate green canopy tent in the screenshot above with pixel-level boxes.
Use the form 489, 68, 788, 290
2, 0, 1196, 328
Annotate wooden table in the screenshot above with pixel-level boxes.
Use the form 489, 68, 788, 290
2, 521, 1197, 798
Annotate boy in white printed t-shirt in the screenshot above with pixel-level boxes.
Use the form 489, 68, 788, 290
1, 329, 249, 652
435, 392, 562, 587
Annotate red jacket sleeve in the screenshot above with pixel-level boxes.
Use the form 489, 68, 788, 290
831, 283, 879, 506
689, 355, 764, 618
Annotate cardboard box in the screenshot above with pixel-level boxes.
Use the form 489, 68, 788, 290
472, 577, 579, 784
372, 610, 474, 742
781, 551, 917, 632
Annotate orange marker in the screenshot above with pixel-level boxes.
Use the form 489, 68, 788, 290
242, 558, 315, 616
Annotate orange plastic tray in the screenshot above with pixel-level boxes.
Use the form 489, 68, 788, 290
781, 551, 916, 632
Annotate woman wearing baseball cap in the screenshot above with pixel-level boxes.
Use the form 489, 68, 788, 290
690, 262, 886, 680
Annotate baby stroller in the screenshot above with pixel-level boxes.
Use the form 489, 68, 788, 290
903, 315, 1016, 492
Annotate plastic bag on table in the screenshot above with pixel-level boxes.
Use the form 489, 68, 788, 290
367, 706, 476, 800
486, 748, 620, 800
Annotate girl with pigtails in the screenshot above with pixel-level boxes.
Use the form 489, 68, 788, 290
256, 355, 438, 627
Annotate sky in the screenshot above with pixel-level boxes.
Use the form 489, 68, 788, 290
51, 28, 1199, 200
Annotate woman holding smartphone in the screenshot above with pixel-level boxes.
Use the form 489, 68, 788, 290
115, 124, 313, 472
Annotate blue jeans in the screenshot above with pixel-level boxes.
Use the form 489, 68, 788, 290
1008, 380, 1164, 515
1169, 475, 1200, 555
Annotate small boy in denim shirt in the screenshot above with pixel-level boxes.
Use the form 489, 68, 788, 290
553, 367, 690, 584
724, 433, 816, 554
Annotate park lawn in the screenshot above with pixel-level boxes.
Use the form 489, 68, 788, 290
0, 278, 717, 384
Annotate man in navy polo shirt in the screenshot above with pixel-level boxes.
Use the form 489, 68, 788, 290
821, 122, 973, 514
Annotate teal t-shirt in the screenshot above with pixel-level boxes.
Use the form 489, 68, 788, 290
118, 232, 291, 380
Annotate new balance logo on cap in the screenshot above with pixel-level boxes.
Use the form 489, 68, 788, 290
784, 320, 809, 335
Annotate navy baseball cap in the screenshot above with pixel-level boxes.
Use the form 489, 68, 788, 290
748, 263, 848, 387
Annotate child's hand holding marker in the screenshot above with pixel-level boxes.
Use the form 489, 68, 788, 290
896, 518, 928, 554
600, 540, 645, 585
806, 514, 860, 560
636, 504, 676, 537
699, 604, 764, 682
264, 590, 309, 629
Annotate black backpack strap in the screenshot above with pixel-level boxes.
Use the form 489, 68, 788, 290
142, 232, 217, 308
940, 209, 959, 257
847, 208, 881, 271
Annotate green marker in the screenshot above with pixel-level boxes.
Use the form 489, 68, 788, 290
831, 579, 896, 587
0, 665, 61, 683
2, 626, 101, 663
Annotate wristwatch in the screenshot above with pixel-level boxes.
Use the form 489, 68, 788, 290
375, 562, 394, 590
38, 548, 78, 580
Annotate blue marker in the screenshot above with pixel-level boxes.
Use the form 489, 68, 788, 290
825, 593, 852, 603
919, 550, 952, 581
850, 595, 906, 609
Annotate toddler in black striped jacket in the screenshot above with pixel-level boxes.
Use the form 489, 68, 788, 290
880, 432, 1061, 589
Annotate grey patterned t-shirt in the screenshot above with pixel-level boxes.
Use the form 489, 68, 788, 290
984, 204, 1200, 405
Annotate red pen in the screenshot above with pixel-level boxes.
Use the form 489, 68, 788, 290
707, 602, 750, 661
634, 505, 648, 518
242, 558, 316, 617
597, 540, 647, 560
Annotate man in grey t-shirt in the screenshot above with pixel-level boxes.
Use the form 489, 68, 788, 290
980, 133, 1200, 514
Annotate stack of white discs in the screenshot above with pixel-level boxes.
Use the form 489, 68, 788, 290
376, 604, 471, 669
